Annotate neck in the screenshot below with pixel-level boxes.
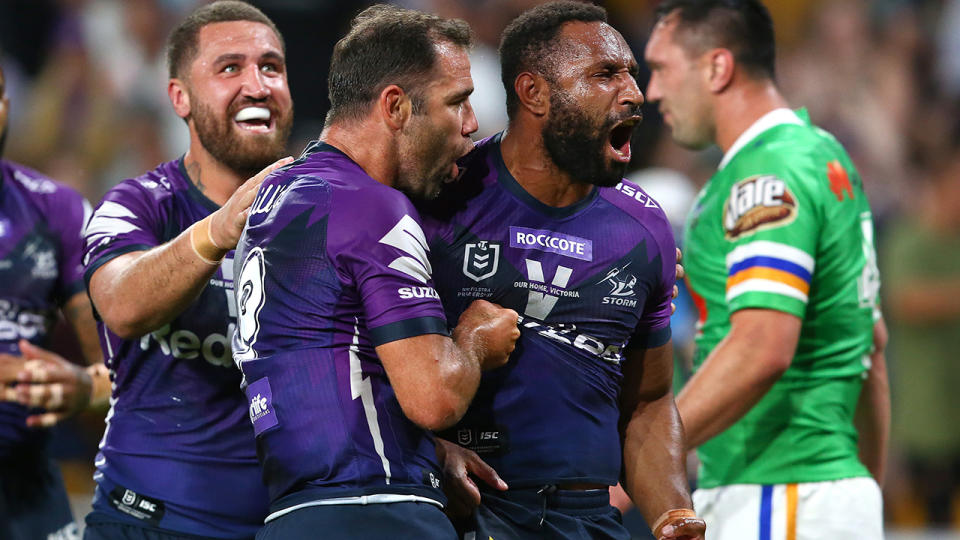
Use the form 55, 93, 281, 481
714, 78, 789, 155
321, 120, 398, 188
182, 137, 247, 206
500, 121, 593, 208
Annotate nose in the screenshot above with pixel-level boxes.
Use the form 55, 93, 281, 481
644, 73, 660, 104
242, 65, 270, 100
462, 99, 479, 138
620, 73, 644, 108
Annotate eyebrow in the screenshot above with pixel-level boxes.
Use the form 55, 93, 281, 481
213, 51, 285, 65
448, 87, 474, 102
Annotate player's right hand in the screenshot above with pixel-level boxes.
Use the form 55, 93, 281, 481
0, 340, 93, 428
455, 299, 520, 371
209, 156, 294, 249
435, 437, 507, 518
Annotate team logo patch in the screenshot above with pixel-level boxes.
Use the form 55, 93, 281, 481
598, 263, 639, 308
463, 241, 500, 282
108, 486, 165, 526
723, 175, 797, 240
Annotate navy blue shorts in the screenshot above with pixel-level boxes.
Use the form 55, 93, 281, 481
457, 486, 629, 540
83, 511, 237, 540
0, 452, 77, 540
257, 501, 456, 540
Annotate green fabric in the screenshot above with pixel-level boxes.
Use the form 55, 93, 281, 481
684, 110, 876, 487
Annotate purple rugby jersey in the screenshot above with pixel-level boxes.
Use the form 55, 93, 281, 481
0, 160, 89, 458
83, 159, 268, 538
419, 133, 677, 488
232, 141, 449, 514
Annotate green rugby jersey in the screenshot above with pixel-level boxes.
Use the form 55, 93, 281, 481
684, 108, 879, 487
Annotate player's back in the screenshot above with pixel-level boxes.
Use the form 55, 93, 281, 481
233, 141, 448, 514
684, 109, 877, 486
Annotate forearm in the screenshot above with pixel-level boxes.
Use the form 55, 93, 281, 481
855, 320, 890, 485
90, 217, 226, 337
677, 310, 798, 450
430, 333, 483, 427
622, 394, 692, 524
86, 363, 111, 408
62, 293, 103, 365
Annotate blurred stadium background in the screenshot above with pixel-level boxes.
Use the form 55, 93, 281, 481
2, 0, 958, 537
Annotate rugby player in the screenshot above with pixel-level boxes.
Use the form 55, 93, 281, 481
231, 6, 520, 539
644, 1, 889, 538
420, 2, 705, 539
0, 60, 107, 540
81, 2, 293, 538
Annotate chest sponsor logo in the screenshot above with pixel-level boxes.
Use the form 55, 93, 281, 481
247, 377, 279, 436
510, 226, 592, 261
0, 300, 47, 341
462, 241, 500, 282
140, 322, 235, 368
598, 263, 639, 307
723, 175, 797, 240
518, 315, 623, 364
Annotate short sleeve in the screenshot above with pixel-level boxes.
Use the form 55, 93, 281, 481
83, 181, 164, 286
331, 190, 448, 346
43, 185, 92, 303
628, 220, 677, 350
721, 166, 819, 318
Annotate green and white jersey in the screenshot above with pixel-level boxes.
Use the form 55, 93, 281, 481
684, 108, 879, 488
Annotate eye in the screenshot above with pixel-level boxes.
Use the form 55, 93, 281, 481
223, 64, 239, 74
261, 63, 279, 74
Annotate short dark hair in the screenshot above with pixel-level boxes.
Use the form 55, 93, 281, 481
326, 4, 472, 124
654, 0, 775, 79
167, 0, 284, 80
499, 1, 607, 117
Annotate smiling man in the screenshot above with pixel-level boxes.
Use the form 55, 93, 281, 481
419, 2, 704, 539
81, 2, 292, 539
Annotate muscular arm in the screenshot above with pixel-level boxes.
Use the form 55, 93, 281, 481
677, 309, 801, 450
89, 160, 284, 338
375, 300, 519, 431
855, 317, 890, 485
619, 341, 692, 524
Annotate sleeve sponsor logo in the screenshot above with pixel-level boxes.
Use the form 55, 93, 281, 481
510, 226, 592, 261
723, 175, 797, 240
827, 160, 855, 202
246, 376, 279, 436
397, 286, 439, 300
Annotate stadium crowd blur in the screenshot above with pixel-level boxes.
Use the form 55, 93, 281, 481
1, 0, 958, 534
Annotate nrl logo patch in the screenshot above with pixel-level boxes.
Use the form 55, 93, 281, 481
463, 241, 500, 282
723, 175, 797, 240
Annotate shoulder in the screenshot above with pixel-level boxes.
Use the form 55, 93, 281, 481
600, 180, 672, 233
2, 160, 85, 208
732, 122, 850, 188
100, 160, 186, 208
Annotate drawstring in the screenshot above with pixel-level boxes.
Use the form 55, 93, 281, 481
537, 484, 557, 527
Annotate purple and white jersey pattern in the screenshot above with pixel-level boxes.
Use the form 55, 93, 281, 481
420, 134, 677, 488
0, 160, 89, 458
83, 159, 268, 538
233, 142, 448, 513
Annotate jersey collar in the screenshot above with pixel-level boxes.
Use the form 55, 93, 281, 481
718, 108, 804, 171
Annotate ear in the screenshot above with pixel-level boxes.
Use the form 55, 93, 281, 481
514, 72, 549, 116
378, 84, 412, 131
168, 79, 191, 119
704, 48, 735, 93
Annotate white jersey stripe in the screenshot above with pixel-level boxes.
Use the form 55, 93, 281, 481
726, 241, 815, 273
726, 279, 809, 303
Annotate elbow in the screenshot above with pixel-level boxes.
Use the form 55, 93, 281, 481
763, 353, 792, 380
401, 394, 466, 432
94, 301, 153, 339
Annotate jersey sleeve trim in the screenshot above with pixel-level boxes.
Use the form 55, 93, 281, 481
726, 241, 814, 304
369, 316, 449, 347
625, 325, 672, 351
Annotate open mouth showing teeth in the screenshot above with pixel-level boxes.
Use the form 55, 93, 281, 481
609, 116, 641, 162
234, 107, 273, 133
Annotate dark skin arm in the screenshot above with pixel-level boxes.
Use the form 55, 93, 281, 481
620, 341, 704, 539
855, 317, 890, 485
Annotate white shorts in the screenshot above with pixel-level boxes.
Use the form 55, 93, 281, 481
692, 477, 883, 540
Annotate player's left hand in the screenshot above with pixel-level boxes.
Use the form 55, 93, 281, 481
435, 437, 508, 518
672, 247, 685, 315
0, 340, 92, 427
